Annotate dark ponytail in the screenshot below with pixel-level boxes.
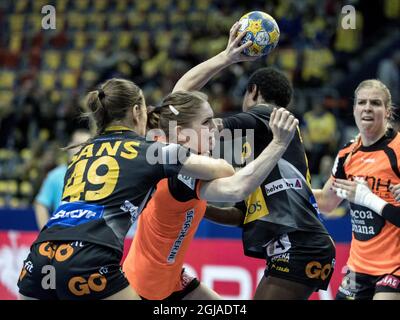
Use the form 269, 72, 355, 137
65, 78, 143, 150
86, 89, 110, 135
146, 106, 161, 130
85, 78, 142, 134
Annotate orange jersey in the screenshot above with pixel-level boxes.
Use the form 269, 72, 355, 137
123, 175, 206, 299
332, 129, 400, 276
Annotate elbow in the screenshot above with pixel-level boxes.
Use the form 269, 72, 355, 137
224, 165, 236, 177
225, 184, 249, 202
223, 178, 256, 202
214, 159, 235, 178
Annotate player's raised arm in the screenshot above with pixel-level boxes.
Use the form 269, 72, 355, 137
173, 22, 257, 93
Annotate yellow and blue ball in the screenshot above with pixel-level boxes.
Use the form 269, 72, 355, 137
238, 11, 280, 57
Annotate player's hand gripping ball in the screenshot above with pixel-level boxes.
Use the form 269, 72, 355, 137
238, 11, 280, 57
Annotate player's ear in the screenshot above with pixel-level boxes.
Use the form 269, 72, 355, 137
176, 126, 189, 144
132, 104, 146, 121
386, 106, 391, 120
249, 84, 258, 101
130, 104, 139, 123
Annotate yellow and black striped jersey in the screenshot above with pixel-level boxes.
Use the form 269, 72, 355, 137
35, 126, 189, 253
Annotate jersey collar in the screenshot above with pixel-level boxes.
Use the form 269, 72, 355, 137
104, 125, 135, 133
359, 128, 397, 152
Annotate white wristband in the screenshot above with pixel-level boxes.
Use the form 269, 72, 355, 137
354, 183, 387, 215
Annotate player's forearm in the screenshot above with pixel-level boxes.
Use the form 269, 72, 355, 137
204, 205, 244, 227
234, 140, 287, 198
173, 52, 232, 92
180, 155, 235, 181
313, 187, 342, 214
200, 140, 287, 202
380, 204, 400, 227
313, 189, 330, 213
352, 184, 400, 227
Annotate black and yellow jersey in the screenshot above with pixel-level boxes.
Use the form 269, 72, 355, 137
34, 126, 189, 253
222, 105, 329, 258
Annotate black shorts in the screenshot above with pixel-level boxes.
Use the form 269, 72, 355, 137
263, 231, 336, 291
18, 241, 130, 300
336, 268, 400, 300
140, 269, 201, 300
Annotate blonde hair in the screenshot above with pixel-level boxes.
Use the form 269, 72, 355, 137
345, 80, 393, 165
147, 90, 209, 135
354, 79, 393, 119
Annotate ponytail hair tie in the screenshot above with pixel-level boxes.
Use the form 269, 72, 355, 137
169, 105, 179, 115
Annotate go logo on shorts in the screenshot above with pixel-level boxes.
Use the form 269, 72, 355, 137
68, 273, 107, 296
38, 242, 74, 262
305, 261, 332, 280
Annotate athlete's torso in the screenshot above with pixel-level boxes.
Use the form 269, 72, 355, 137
223, 105, 328, 258
123, 175, 206, 299
35, 127, 187, 253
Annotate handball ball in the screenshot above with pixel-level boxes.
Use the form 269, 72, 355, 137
238, 11, 280, 57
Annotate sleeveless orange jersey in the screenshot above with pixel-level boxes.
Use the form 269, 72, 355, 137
332, 129, 400, 276
123, 175, 206, 299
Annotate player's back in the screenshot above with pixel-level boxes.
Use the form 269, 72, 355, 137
223, 104, 329, 258
35, 126, 182, 253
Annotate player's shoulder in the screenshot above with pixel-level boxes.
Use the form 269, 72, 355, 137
387, 128, 400, 150
337, 139, 358, 157
176, 174, 196, 190
247, 104, 274, 117
167, 174, 198, 202
90, 130, 147, 150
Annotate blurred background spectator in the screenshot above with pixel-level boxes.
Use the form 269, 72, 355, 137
33, 129, 90, 230
302, 96, 338, 175
377, 50, 400, 105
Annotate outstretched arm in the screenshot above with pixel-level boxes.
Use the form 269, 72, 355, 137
173, 22, 258, 92
199, 108, 298, 202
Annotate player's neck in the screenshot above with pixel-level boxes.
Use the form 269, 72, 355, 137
360, 129, 386, 147
107, 119, 137, 133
